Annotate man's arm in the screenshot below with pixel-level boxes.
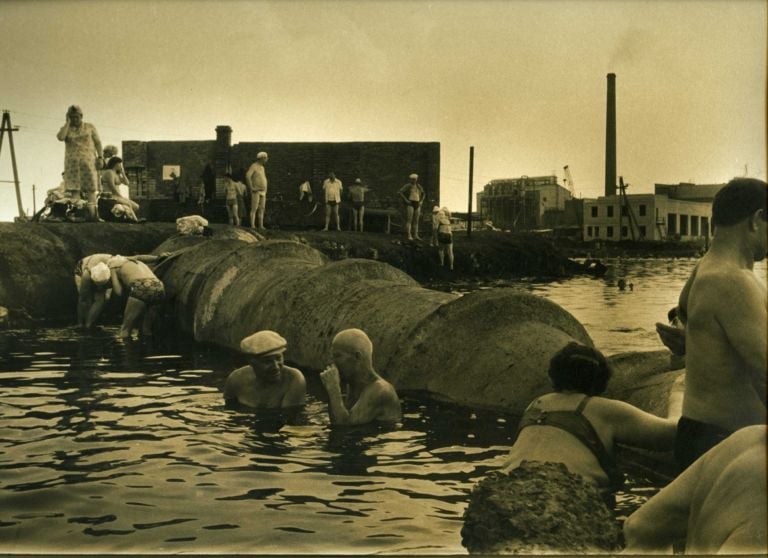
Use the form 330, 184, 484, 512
623, 457, 700, 553
245, 165, 255, 190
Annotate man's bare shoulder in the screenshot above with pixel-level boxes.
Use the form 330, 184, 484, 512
227, 365, 252, 383
282, 365, 306, 383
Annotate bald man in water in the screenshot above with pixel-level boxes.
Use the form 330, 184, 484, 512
319, 328, 402, 425
666, 178, 767, 471
623, 425, 767, 554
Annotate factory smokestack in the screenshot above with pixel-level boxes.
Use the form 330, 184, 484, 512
605, 73, 617, 197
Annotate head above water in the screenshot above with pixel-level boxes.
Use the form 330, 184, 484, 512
331, 328, 374, 377
712, 178, 767, 228
240, 330, 287, 358
548, 342, 612, 396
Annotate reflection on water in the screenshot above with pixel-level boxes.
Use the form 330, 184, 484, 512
429, 257, 767, 355
2, 258, 764, 553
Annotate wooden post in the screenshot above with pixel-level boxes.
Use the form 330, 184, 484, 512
0, 111, 24, 219
467, 146, 474, 237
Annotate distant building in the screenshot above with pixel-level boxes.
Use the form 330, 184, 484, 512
477, 175, 573, 231
122, 125, 440, 225
582, 181, 726, 242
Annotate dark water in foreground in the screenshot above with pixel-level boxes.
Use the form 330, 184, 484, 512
2, 257, 764, 553
1, 328, 654, 554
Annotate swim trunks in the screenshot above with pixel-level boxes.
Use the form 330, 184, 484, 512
438, 232, 452, 245
674, 416, 733, 472
326, 200, 338, 207
352, 201, 364, 210
515, 396, 624, 490
408, 200, 420, 209
129, 277, 165, 305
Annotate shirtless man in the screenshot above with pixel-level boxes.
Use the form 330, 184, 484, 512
623, 425, 766, 555
399, 173, 425, 240
319, 328, 402, 425
107, 255, 166, 338
223, 330, 306, 409
670, 178, 767, 470
246, 151, 269, 229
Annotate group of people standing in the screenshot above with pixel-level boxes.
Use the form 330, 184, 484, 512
54, 105, 141, 223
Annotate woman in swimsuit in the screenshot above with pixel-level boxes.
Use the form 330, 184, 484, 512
503, 341, 677, 489
462, 342, 679, 553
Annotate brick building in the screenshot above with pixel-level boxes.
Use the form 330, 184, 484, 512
122, 125, 440, 227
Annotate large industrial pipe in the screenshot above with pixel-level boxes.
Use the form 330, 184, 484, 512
605, 73, 617, 197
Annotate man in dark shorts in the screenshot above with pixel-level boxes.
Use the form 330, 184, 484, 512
348, 178, 369, 232
398, 173, 425, 240
667, 178, 767, 471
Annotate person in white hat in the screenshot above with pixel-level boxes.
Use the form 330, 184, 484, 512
224, 330, 306, 409
348, 178, 369, 232
398, 173, 425, 240
319, 328, 401, 425
245, 151, 269, 230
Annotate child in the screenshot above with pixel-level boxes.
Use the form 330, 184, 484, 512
436, 207, 454, 270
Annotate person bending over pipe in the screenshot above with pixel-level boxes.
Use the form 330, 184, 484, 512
107, 255, 166, 338
319, 328, 401, 425
224, 330, 306, 409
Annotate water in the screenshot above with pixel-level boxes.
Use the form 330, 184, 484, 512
1, 257, 765, 553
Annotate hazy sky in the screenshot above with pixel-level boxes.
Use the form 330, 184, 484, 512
0, 0, 765, 221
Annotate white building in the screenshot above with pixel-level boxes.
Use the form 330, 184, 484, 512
583, 193, 713, 242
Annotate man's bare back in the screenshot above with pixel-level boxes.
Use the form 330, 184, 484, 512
682, 255, 767, 431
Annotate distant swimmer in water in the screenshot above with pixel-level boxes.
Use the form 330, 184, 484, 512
663, 178, 767, 472
624, 425, 767, 555
319, 328, 402, 425
224, 330, 306, 409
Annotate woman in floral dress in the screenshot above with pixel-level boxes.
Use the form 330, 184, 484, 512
57, 105, 103, 222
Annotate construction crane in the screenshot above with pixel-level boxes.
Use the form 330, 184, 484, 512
563, 165, 575, 196
618, 176, 641, 240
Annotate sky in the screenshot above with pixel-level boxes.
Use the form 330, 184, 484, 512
0, 0, 765, 222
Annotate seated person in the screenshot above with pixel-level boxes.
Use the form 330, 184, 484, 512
107, 255, 166, 338
502, 342, 677, 493
319, 328, 401, 425
224, 330, 306, 409
100, 156, 140, 220
623, 425, 766, 555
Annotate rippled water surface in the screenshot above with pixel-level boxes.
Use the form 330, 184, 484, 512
1, 257, 765, 554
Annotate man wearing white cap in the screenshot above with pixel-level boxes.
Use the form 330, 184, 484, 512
246, 151, 269, 230
319, 328, 401, 425
321, 171, 343, 232
398, 173, 425, 240
224, 330, 306, 409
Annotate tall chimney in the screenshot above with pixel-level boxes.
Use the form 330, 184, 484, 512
605, 73, 617, 197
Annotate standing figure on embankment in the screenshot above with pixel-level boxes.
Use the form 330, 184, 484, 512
461, 342, 678, 554
659, 178, 767, 472
319, 329, 402, 425
435, 207, 454, 270
106, 255, 166, 338
223, 330, 306, 409
321, 171, 343, 232
56, 105, 103, 222
624, 425, 766, 554
246, 152, 269, 230
399, 173, 425, 241
348, 178, 369, 232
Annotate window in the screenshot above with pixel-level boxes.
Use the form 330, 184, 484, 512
594, 226, 600, 237
587, 226, 593, 237
702, 216, 710, 236
591, 206, 598, 218
607, 226, 614, 237
668, 213, 677, 234
639, 225, 646, 238
607, 206, 614, 218
691, 216, 699, 236
621, 226, 628, 238
639, 204, 647, 217
621, 205, 628, 217
680, 214, 689, 236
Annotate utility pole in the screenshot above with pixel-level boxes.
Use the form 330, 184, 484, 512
0, 111, 24, 219
467, 146, 474, 237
